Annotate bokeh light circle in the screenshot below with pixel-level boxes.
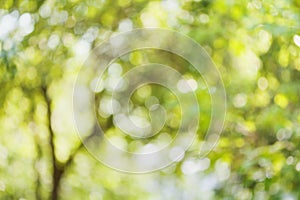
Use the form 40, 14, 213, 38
73, 28, 226, 173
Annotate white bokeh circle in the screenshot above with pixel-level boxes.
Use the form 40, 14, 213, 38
73, 28, 226, 173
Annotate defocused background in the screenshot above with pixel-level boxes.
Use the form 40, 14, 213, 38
1, 0, 300, 199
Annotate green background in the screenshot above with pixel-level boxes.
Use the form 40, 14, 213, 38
0, 0, 300, 199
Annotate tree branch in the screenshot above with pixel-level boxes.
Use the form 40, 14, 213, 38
41, 85, 101, 200
41, 86, 62, 200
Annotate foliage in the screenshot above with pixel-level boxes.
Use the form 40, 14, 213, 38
0, 0, 300, 199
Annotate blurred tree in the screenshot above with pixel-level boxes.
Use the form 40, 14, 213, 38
0, 0, 300, 200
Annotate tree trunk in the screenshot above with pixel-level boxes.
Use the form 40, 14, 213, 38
51, 167, 63, 200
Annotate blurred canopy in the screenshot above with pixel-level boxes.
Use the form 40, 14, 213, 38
1, 0, 300, 199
